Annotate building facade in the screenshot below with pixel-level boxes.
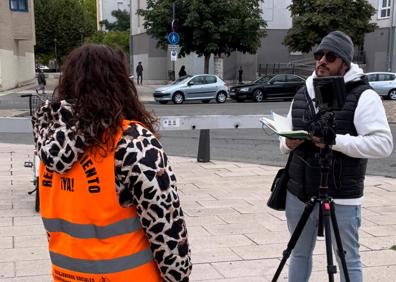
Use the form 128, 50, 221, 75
96, 0, 130, 30
129, 0, 394, 82
0, 0, 36, 91
365, 0, 396, 71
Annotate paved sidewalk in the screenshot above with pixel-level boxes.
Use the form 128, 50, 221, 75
1, 143, 396, 281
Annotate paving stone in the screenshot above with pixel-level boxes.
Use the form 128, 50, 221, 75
0, 218, 11, 227
0, 247, 49, 262
15, 259, 51, 277
212, 259, 279, 279
204, 222, 269, 236
190, 264, 223, 281
360, 235, 396, 251
185, 215, 226, 227
14, 235, 47, 248
361, 249, 396, 267
0, 275, 52, 282
190, 234, 255, 249
0, 262, 14, 279
192, 248, 241, 264
0, 225, 44, 237
0, 237, 13, 249
12, 216, 42, 226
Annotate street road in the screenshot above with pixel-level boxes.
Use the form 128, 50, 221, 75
1, 95, 395, 177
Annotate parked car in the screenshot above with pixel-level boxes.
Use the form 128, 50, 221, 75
36, 64, 49, 71
229, 74, 305, 102
153, 74, 228, 104
366, 72, 396, 100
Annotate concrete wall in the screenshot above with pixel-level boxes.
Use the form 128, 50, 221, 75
0, 0, 35, 91
364, 28, 396, 72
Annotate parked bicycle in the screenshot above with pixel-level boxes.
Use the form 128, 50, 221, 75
21, 90, 50, 212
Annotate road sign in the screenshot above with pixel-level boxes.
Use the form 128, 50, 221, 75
168, 32, 180, 45
168, 44, 180, 51
171, 50, 178, 61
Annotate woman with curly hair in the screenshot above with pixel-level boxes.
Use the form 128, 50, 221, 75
32, 44, 192, 282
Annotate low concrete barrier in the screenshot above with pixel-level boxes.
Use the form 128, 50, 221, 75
0, 114, 270, 162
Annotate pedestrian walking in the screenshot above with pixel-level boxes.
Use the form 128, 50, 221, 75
178, 65, 187, 78
37, 68, 46, 94
238, 66, 243, 84
32, 44, 192, 282
136, 61, 143, 85
279, 31, 393, 282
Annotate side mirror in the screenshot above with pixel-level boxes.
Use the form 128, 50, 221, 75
188, 81, 195, 86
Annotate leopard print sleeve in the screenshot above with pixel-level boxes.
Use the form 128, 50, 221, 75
114, 123, 192, 282
32, 100, 85, 173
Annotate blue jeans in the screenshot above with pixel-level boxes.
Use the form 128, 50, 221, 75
285, 191, 362, 282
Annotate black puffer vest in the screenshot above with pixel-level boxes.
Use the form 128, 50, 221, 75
287, 77, 371, 202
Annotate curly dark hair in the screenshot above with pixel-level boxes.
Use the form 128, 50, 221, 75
56, 44, 157, 152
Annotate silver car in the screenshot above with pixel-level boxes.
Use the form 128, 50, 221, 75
153, 74, 228, 104
366, 72, 396, 100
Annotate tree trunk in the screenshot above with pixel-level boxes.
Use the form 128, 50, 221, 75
204, 54, 211, 74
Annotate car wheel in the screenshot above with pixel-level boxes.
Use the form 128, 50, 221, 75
253, 89, 264, 102
388, 89, 396, 100
202, 99, 211, 103
216, 91, 227, 103
159, 101, 168, 104
172, 92, 184, 104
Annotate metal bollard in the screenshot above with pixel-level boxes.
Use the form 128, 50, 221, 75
197, 129, 210, 162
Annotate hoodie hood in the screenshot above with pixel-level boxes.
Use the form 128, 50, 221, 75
305, 63, 365, 100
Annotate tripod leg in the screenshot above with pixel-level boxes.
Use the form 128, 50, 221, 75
329, 201, 351, 282
322, 201, 337, 282
272, 198, 316, 282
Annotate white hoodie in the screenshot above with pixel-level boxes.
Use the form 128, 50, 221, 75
280, 63, 393, 205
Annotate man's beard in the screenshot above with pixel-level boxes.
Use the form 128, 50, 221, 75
315, 63, 344, 77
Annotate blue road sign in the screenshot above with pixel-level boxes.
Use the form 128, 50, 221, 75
168, 32, 180, 45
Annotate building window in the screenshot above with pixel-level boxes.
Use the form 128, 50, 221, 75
379, 0, 391, 19
9, 0, 28, 12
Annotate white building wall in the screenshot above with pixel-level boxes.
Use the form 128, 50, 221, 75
261, 0, 292, 29
0, 48, 35, 90
99, 0, 130, 24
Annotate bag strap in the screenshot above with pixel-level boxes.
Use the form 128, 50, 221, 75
285, 151, 293, 170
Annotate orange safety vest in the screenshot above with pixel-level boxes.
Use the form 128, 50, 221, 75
39, 120, 162, 282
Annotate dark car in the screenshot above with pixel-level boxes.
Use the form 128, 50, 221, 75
229, 74, 306, 102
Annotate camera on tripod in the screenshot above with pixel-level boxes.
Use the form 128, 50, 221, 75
309, 76, 347, 145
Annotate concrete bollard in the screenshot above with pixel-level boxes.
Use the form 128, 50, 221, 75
197, 129, 210, 162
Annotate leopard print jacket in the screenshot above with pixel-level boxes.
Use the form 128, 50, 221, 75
32, 100, 192, 282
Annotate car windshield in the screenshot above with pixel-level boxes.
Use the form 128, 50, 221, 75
253, 75, 274, 84
171, 75, 192, 85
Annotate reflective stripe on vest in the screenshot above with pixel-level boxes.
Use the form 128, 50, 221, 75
42, 217, 142, 239
50, 248, 154, 274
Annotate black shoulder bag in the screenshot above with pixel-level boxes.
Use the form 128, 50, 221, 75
267, 152, 293, 211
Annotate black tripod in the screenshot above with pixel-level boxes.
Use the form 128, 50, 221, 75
271, 144, 350, 282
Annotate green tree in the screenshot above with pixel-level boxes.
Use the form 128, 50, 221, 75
283, 0, 377, 53
138, 0, 266, 73
81, 0, 97, 36
103, 9, 130, 31
86, 31, 130, 54
34, 0, 97, 66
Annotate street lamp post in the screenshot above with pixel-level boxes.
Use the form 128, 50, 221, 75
79, 28, 84, 45
99, 20, 105, 43
54, 38, 58, 72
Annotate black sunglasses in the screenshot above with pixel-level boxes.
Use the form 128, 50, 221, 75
313, 51, 339, 63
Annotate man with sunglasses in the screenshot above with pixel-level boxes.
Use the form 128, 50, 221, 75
279, 31, 393, 282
